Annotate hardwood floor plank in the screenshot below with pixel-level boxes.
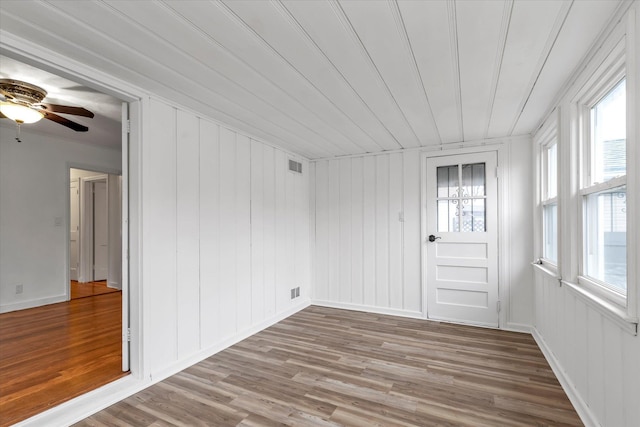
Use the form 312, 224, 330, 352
0, 293, 125, 426
75, 306, 582, 426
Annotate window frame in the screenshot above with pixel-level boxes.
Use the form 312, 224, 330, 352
576, 50, 628, 308
535, 118, 559, 274
541, 131, 559, 268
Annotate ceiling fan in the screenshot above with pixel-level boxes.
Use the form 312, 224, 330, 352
0, 78, 94, 132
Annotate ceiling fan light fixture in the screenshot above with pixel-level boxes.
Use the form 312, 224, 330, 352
0, 102, 44, 124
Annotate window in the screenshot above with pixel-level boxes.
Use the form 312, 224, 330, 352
436, 163, 486, 232
542, 139, 558, 264
581, 77, 626, 299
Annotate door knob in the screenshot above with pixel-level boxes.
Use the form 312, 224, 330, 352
428, 235, 441, 242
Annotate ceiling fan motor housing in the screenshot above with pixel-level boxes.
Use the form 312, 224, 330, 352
0, 79, 47, 105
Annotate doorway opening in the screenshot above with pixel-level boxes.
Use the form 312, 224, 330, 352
69, 168, 122, 300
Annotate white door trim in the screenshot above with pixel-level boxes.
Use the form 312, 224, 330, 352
79, 174, 108, 283
421, 144, 510, 329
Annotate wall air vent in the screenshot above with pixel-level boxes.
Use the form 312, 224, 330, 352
288, 159, 302, 174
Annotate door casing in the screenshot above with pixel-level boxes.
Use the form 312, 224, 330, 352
421, 144, 509, 329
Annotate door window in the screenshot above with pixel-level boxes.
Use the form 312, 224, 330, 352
436, 163, 486, 232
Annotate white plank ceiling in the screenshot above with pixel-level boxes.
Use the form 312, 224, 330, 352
0, 0, 625, 159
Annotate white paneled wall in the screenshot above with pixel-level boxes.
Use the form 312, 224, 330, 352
311, 140, 533, 328
142, 98, 310, 377
312, 151, 423, 316
533, 271, 640, 426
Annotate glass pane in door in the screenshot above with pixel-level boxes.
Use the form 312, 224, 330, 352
438, 200, 459, 232
462, 163, 486, 197
437, 165, 459, 198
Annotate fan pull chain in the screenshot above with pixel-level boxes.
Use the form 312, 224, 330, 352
15, 122, 22, 143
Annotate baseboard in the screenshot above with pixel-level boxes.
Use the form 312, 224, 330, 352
107, 281, 120, 290
312, 300, 424, 320
0, 295, 66, 314
502, 321, 532, 334
531, 328, 599, 427
16, 299, 311, 427
149, 299, 311, 383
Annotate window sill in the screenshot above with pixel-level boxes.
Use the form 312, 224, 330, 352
560, 279, 638, 336
531, 261, 560, 281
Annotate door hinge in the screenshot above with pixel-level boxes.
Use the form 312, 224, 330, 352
126, 120, 131, 134
124, 328, 131, 342
495, 166, 499, 178
497, 301, 501, 313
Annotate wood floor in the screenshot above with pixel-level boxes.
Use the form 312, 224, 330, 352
71, 280, 120, 299
76, 306, 581, 427
0, 292, 126, 427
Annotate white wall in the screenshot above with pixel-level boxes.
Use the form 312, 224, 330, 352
532, 4, 640, 426
310, 138, 534, 329
534, 272, 640, 426
0, 127, 121, 312
140, 98, 310, 378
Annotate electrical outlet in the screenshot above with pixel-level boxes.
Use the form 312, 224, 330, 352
295, 287, 300, 297
15, 284, 23, 294
290, 288, 296, 299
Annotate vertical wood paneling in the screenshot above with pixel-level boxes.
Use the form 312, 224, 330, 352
199, 120, 220, 346
275, 150, 288, 313
362, 156, 377, 306
563, 291, 577, 387
176, 111, 200, 357
339, 159, 352, 302
402, 151, 421, 312
314, 161, 329, 301
312, 152, 424, 314
622, 331, 640, 426
328, 160, 340, 301
586, 310, 605, 422
534, 270, 640, 427
250, 140, 265, 324
603, 319, 624, 427
375, 155, 389, 307
573, 297, 588, 396
285, 157, 296, 304
309, 162, 317, 300
141, 100, 311, 381
388, 153, 403, 309
263, 146, 277, 317
144, 99, 178, 371
296, 159, 310, 299
218, 127, 237, 339
350, 157, 364, 305
235, 135, 252, 332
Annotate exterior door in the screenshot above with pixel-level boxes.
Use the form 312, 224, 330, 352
93, 181, 108, 281
70, 180, 80, 281
425, 151, 499, 327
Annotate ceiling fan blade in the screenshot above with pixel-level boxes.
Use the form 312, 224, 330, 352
36, 103, 94, 118
42, 111, 89, 132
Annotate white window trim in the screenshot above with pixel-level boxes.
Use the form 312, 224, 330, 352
535, 117, 559, 273
574, 37, 630, 311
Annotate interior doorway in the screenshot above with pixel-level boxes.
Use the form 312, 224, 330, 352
69, 168, 122, 299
